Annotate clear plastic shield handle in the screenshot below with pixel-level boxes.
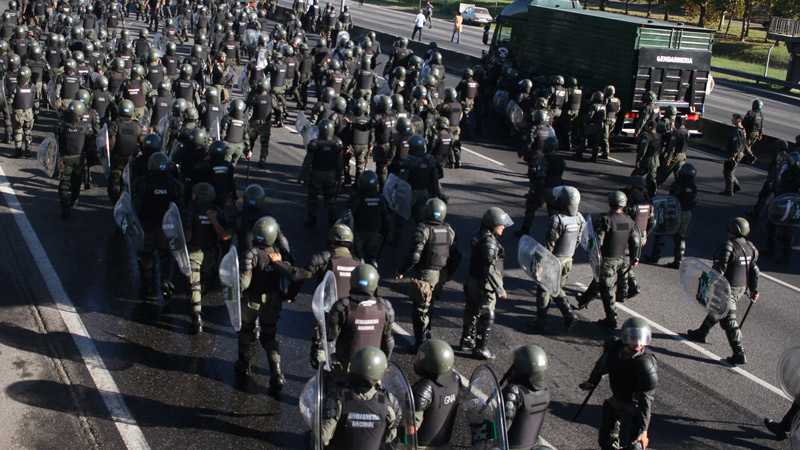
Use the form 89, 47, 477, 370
518, 235, 562, 297
113, 192, 145, 251
299, 366, 324, 450
679, 257, 731, 320
37, 134, 59, 178
161, 202, 191, 278
506, 100, 524, 131
463, 365, 509, 450
383, 173, 413, 220
582, 215, 602, 282
218, 245, 242, 331
97, 124, 111, 178
381, 362, 418, 450
651, 195, 682, 235
778, 346, 800, 401
312, 270, 338, 371
768, 194, 800, 227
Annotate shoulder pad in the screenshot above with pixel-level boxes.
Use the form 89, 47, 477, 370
635, 352, 658, 392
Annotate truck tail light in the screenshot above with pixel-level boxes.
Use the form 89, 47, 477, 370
685, 114, 700, 121
625, 112, 638, 119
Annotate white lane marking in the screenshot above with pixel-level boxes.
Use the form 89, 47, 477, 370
689, 146, 768, 175
607, 156, 624, 164
760, 273, 800, 294
461, 146, 505, 167
391, 323, 412, 340
574, 281, 791, 402
0, 166, 150, 450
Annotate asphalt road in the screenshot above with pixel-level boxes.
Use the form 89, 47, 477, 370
279, 0, 800, 142
0, 5, 799, 450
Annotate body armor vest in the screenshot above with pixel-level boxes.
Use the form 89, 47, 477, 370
601, 212, 633, 258
336, 298, 385, 363
552, 214, 583, 258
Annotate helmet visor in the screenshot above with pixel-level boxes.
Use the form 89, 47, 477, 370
622, 326, 652, 346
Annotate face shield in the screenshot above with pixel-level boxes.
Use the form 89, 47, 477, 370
621, 324, 652, 347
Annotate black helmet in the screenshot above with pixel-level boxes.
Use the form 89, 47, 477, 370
243, 184, 266, 209
209, 140, 227, 157
408, 134, 425, 156
147, 152, 170, 172
390, 93, 404, 112
414, 339, 454, 375
185, 107, 199, 121
677, 163, 697, 179
75, 89, 90, 104
349, 345, 386, 383
629, 175, 647, 191
331, 95, 347, 113
591, 91, 604, 103
393, 66, 406, 79
424, 198, 447, 221
411, 85, 428, 100
350, 263, 378, 294
608, 190, 627, 208
205, 86, 219, 103
143, 134, 163, 153
775, 139, 789, 152
189, 127, 208, 148
230, 98, 246, 119
377, 95, 392, 114
532, 109, 550, 126
436, 116, 450, 129
555, 185, 581, 216
193, 182, 216, 202
319, 119, 335, 140
604, 85, 616, 97
320, 86, 336, 103
67, 100, 86, 122
118, 99, 134, 118
429, 51, 442, 65
727, 217, 750, 237
752, 98, 763, 111
444, 87, 457, 102
396, 117, 412, 134
17, 66, 30, 84
253, 216, 280, 246
180, 64, 193, 79
358, 170, 379, 193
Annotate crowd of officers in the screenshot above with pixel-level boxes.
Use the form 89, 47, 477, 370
4, 0, 798, 448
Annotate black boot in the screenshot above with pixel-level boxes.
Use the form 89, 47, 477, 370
234, 343, 255, 377
190, 312, 203, 335
686, 327, 708, 344
459, 324, 476, 352
472, 314, 495, 360
764, 419, 789, 440
269, 358, 287, 393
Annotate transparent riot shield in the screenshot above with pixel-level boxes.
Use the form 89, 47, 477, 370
581, 215, 602, 282
154, 32, 165, 51
139, 108, 152, 131
381, 362, 418, 450
97, 124, 110, 178
37, 134, 59, 178
768, 194, 800, 227
778, 346, 800, 401
113, 192, 145, 251
312, 270, 338, 371
296, 111, 318, 148
162, 202, 191, 278
492, 90, 509, 115
243, 29, 259, 49
383, 173, 412, 220
518, 235, 562, 297
156, 114, 170, 140
210, 116, 221, 140
218, 245, 242, 331
122, 155, 133, 189
378, 82, 391, 96
335, 31, 350, 46
410, 114, 425, 135
237, 70, 250, 96
651, 195, 682, 235
0, 77, 11, 119
335, 209, 354, 231
463, 365, 509, 450
679, 257, 730, 320
506, 100, 524, 131
46, 79, 58, 110
299, 365, 324, 450
256, 49, 269, 71
792, 411, 800, 450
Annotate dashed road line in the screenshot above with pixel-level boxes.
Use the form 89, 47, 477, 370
0, 165, 150, 450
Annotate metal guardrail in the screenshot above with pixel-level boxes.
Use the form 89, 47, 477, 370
710, 65, 800, 89
769, 17, 800, 37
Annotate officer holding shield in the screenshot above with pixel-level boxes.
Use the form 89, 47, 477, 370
687, 217, 760, 365
412, 339, 463, 450
56, 101, 92, 220
504, 345, 551, 449
580, 318, 658, 450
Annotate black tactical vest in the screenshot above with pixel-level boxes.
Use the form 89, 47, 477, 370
507, 386, 551, 449
405, 155, 433, 190
336, 298, 385, 364
59, 122, 87, 157
271, 63, 287, 87
13, 84, 33, 109
164, 55, 179, 76
140, 174, 176, 225
464, 80, 478, 100
175, 80, 195, 102
329, 255, 361, 299
375, 114, 396, 145
92, 90, 112, 119
124, 80, 146, 108
61, 74, 81, 100
327, 389, 388, 450
109, 70, 126, 94
417, 375, 460, 447
246, 247, 281, 294
601, 212, 633, 258
354, 195, 382, 232
311, 140, 340, 171
191, 208, 218, 249
468, 233, 503, 279
421, 223, 450, 270
146, 64, 165, 87
352, 118, 371, 146
153, 95, 173, 124
605, 338, 657, 402
225, 118, 246, 143
446, 101, 462, 127
431, 131, 453, 158
202, 103, 224, 130
723, 239, 754, 288
357, 70, 374, 90
568, 88, 582, 111
552, 214, 582, 258
114, 120, 139, 157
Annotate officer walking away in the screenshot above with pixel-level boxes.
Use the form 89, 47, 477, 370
396, 199, 461, 351
8, 66, 35, 157
633, 120, 660, 198
321, 346, 402, 449
107, 99, 143, 204
55, 101, 92, 219
529, 186, 584, 333
746, 139, 790, 220
720, 113, 746, 196
687, 217, 760, 365
132, 151, 184, 299
647, 163, 697, 269
764, 401, 800, 441
767, 152, 800, 264
348, 170, 390, 267
236, 217, 289, 393
579, 318, 658, 450
327, 264, 396, 368
741, 98, 763, 165
460, 207, 513, 360
504, 344, 551, 449
299, 118, 344, 228
412, 339, 463, 450
182, 182, 232, 334
578, 191, 641, 329
655, 115, 689, 189
601, 85, 621, 158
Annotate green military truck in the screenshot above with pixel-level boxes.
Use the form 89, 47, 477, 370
490, 0, 714, 135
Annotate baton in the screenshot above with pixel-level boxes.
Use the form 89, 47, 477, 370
573, 383, 598, 422
738, 298, 755, 328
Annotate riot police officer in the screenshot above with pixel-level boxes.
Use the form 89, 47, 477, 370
721, 113, 747, 196
221, 99, 250, 166
321, 346, 401, 449
742, 98, 763, 164
348, 171, 390, 267
370, 95, 398, 188
504, 345, 551, 449
107, 99, 143, 204
578, 191, 641, 329
299, 119, 343, 227
412, 339, 463, 450
350, 99, 374, 182
647, 163, 698, 269
398, 134, 439, 224
601, 85, 621, 158
56, 101, 92, 219
687, 217, 760, 365
461, 207, 513, 360
436, 88, 463, 168
655, 115, 690, 188
245, 79, 274, 169
131, 151, 183, 299
747, 139, 790, 219
236, 217, 289, 393
8, 65, 34, 157
633, 91, 660, 138
633, 120, 660, 198
455, 68, 478, 138
193, 140, 236, 208
529, 186, 584, 333
580, 318, 658, 450
396, 199, 460, 351
327, 264, 396, 367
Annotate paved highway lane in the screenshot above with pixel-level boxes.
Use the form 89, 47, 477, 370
1, 9, 799, 450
